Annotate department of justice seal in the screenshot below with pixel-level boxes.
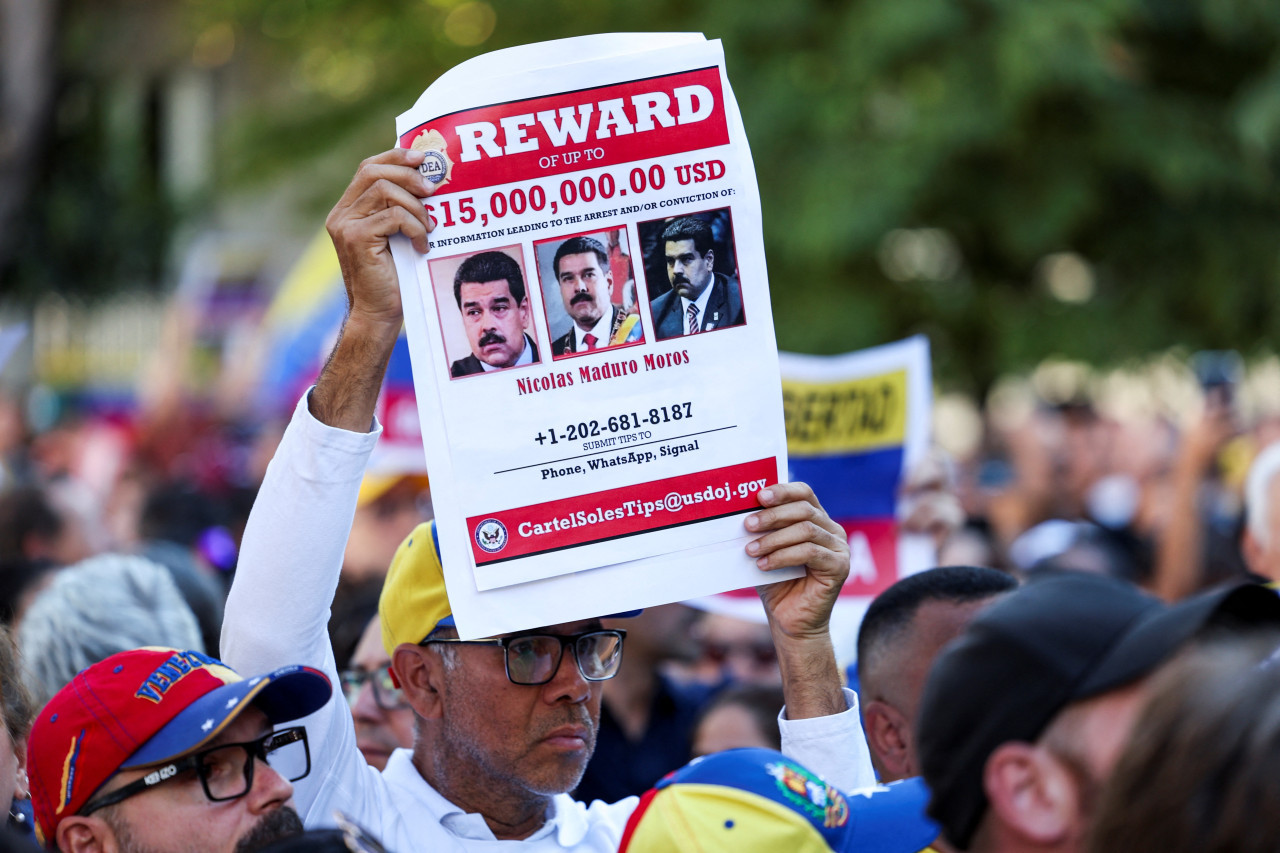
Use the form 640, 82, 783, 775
474, 518, 508, 553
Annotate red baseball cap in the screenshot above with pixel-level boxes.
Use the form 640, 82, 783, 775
27, 647, 331, 846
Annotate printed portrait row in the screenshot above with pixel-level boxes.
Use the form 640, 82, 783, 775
429, 208, 748, 380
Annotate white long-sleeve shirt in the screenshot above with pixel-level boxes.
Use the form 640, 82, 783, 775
221, 393, 876, 852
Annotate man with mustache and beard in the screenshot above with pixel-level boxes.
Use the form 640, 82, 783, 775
549, 236, 639, 357
26, 647, 331, 853
649, 216, 744, 341
449, 250, 541, 377
220, 148, 876, 852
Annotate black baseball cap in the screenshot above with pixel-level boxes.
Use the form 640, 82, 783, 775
915, 571, 1280, 849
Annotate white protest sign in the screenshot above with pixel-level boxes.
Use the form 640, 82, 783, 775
391, 34, 796, 637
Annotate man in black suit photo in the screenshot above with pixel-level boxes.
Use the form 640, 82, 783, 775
648, 216, 744, 341
548, 235, 641, 357
448, 250, 541, 377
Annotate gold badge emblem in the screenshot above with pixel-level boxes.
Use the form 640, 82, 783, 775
411, 129, 453, 188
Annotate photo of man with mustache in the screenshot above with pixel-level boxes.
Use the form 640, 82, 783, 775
541, 233, 644, 359
445, 249, 542, 378
645, 213, 745, 342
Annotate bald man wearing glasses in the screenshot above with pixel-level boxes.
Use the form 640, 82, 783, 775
221, 149, 875, 853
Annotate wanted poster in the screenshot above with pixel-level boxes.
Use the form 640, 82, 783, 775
391, 34, 796, 636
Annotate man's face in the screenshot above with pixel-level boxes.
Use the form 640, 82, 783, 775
459, 279, 529, 368
664, 239, 714, 300
88, 708, 301, 853
350, 616, 415, 771
556, 251, 613, 331
436, 619, 603, 796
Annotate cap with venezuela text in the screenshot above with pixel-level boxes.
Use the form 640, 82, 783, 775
27, 647, 330, 846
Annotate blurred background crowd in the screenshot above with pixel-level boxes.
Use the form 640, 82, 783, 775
4, 0, 1280, 846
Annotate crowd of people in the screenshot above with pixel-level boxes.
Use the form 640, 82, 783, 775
1, 148, 1280, 853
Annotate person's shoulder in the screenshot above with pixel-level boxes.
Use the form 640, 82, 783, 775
450, 354, 482, 377
716, 273, 744, 323
552, 329, 573, 356
714, 271, 740, 294
650, 290, 677, 326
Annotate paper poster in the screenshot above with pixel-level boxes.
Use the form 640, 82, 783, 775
391, 34, 796, 637
688, 336, 933, 660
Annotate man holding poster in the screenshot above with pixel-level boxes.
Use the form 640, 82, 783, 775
222, 148, 876, 851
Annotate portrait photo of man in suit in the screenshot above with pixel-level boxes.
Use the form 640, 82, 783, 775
428, 247, 542, 379
643, 212, 745, 341
536, 231, 644, 360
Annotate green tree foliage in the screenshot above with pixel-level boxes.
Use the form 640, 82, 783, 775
10, 0, 1280, 390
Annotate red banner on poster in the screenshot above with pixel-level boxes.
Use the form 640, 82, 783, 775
466, 457, 776, 565
398, 67, 729, 196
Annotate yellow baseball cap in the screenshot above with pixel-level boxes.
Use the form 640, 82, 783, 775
378, 520, 641, 654
379, 520, 453, 655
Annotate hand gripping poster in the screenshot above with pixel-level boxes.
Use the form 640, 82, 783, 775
689, 336, 934, 663
390, 34, 797, 637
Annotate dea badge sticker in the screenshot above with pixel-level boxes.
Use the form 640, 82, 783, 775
475, 518, 508, 554
410, 129, 453, 187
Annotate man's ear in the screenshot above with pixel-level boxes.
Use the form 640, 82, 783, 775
984, 743, 1074, 846
13, 742, 28, 800
703, 249, 714, 269
57, 815, 116, 853
862, 699, 912, 781
393, 643, 446, 720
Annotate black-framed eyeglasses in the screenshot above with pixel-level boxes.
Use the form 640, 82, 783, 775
420, 629, 626, 685
79, 727, 311, 816
339, 666, 406, 711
